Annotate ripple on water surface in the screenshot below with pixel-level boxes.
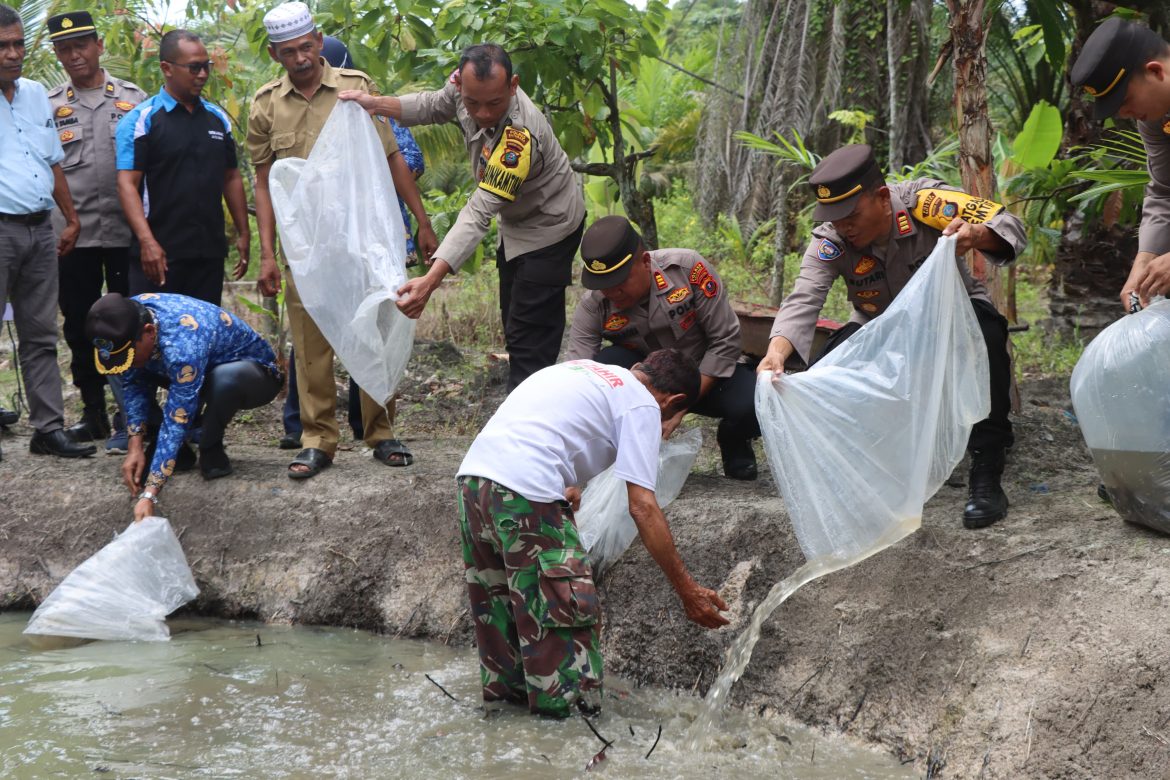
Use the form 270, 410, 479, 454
0, 613, 915, 779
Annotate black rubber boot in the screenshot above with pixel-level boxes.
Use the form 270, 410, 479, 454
963, 449, 1009, 529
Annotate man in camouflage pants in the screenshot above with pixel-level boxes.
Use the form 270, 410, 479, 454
457, 349, 729, 718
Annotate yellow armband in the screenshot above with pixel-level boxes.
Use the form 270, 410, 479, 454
478, 127, 532, 201
912, 188, 1004, 230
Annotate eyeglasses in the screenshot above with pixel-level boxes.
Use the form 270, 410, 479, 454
164, 60, 212, 75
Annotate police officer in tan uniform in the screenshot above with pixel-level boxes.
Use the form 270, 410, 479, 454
340, 43, 587, 391
564, 216, 760, 480
757, 144, 1026, 528
45, 10, 146, 446
1070, 18, 1170, 311
248, 1, 435, 479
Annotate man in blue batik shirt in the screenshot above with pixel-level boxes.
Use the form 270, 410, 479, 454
85, 292, 283, 520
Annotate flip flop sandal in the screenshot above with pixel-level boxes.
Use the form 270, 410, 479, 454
373, 439, 414, 467
288, 447, 333, 479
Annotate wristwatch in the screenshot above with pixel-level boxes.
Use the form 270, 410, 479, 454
137, 490, 158, 505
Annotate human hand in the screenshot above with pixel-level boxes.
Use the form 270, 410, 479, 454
140, 237, 168, 286
338, 90, 378, 114
231, 231, 250, 280
396, 273, 440, 319
757, 336, 793, 375
257, 256, 281, 298
1133, 252, 1170, 308
661, 408, 686, 440
680, 582, 730, 629
133, 498, 154, 522
121, 448, 146, 495
565, 485, 582, 513
941, 218, 987, 256
416, 222, 438, 265
58, 219, 80, 257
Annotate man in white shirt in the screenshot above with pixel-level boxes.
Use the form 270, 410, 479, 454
456, 348, 729, 718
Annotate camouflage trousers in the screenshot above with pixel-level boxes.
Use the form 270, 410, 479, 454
457, 475, 603, 718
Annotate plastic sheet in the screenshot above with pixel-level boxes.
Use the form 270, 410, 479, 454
24, 516, 199, 642
577, 428, 703, 575
270, 101, 415, 405
1070, 298, 1170, 533
757, 236, 989, 561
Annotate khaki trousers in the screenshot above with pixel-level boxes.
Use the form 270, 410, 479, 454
284, 272, 394, 455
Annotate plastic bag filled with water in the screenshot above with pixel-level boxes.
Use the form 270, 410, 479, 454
24, 517, 199, 642
756, 236, 990, 563
577, 428, 703, 575
1071, 299, 1170, 534
269, 101, 415, 405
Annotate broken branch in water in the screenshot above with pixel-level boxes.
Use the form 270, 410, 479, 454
645, 724, 663, 759
582, 715, 614, 749
424, 674, 459, 702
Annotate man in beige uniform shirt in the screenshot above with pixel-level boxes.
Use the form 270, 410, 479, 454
564, 216, 760, 480
757, 144, 1026, 529
46, 10, 146, 449
341, 43, 586, 391
248, 1, 436, 479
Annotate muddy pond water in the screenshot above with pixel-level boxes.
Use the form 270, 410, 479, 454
0, 613, 915, 779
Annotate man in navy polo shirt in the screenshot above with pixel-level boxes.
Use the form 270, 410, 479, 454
115, 29, 250, 306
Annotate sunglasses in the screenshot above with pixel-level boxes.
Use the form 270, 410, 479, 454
164, 59, 212, 75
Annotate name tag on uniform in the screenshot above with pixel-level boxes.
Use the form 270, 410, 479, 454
207, 129, 225, 141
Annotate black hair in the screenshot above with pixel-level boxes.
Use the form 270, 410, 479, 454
159, 29, 201, 63
458, 43, 512, 82
0, 4, 21, 28
636, 349, 701, 409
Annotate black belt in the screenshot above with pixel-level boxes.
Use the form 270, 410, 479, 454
0, 211, 50, 226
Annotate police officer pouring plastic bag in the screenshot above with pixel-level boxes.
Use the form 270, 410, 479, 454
1070, 18, 1170, 311
757, 144, 1026, 529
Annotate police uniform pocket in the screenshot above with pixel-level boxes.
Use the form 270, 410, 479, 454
57, 125, 85, 169
271, 132, 297, 159
535, 550, 600, 629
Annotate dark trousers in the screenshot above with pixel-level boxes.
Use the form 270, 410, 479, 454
129, 255, 224, 306
594, 344, 761, 446
812, 297, 1014, 454
198, 361, 283, 448
59, 246, 129, 409
282, 346, 363, 439
497, 220, 585, 392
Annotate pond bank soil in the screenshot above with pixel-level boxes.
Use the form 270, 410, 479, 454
0, 374, 1163, 778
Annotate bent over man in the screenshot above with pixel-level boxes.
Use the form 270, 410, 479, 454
565, 216, 760, 480
457, 349, 728, 718
758, 144, 1026, 529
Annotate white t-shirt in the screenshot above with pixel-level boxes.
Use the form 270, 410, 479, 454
458, 361, 662, 503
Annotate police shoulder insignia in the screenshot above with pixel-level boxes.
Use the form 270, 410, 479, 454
853, 256, 876, 276
896, 210, 913, 236
817, 238, 841, 261
105, 83, 115, 94
679, 311, 697, 331
478, 127, 531, 201
701, 277, 719, 298
911, 189, 1003, 230
653, 270, 669, 290
114, 101, 136, 112
689, 261, 712, 285
59, 130, 76, 143
604, 314, 629, 332
666, 287, 690, 304
55, 105, 73, 118
856, 289, 880, 299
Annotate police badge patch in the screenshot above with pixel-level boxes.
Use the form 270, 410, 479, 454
604, 314, 629, 332
817, 239, 841, 261
666, 287, 690, 304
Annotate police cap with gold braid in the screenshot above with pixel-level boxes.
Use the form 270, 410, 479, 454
580, 215, 644, 290
808, 144, 885, 222
46, 11, 98, 43
85, 293, 150, 375
1070, 17, 1168, 121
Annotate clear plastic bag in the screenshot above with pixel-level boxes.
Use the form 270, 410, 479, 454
24, 516, 199, 642
757, 236, 989, 563
269, 101, 415, 405
1070, 299, 1170, 533
577, 428, 703, 575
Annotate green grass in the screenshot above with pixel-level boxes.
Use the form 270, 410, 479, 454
1012, 267, 1085, 375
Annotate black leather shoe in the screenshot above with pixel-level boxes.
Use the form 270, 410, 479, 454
200, 443, 232, 480
174, 442, 198, 472
29, 429, 96, 458
963, 449, 1009, 529
717, 433, 758, 481
0, 406, 17, 427
66, 408, 112, 443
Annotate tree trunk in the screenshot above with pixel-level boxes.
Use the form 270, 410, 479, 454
947, 0, 1009, 315
604, 59, 659, 249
